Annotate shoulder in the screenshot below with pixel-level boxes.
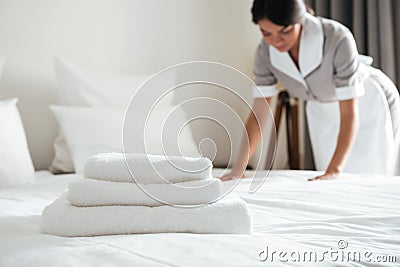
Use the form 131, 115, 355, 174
255, 39, 271, 60
319, 17, 353, 41
256, 39, 269, 54
318, 17, 357, 56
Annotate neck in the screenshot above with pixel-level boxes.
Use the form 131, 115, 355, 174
289, 25, 302, 66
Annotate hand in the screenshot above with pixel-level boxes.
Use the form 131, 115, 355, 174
219, 170, 245, 181
308, 169, 341, 181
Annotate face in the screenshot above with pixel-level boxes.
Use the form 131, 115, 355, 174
258, 19, 302, 52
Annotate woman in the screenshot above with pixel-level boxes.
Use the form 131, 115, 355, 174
221, 0, 400, 181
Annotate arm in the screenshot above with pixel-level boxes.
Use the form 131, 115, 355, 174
309, 98, 359, 181
220, 97, 272, 181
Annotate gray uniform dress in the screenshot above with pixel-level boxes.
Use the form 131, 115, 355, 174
253, 13, 400, 174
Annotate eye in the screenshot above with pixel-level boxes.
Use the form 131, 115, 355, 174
281, 27, 294, 35
262, 32, 271, 37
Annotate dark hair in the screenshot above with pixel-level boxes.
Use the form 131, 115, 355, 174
251, 0, 312, 26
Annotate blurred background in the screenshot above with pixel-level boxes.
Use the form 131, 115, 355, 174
0, 0, 398, 171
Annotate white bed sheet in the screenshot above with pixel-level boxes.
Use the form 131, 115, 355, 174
0, 169, 399, 267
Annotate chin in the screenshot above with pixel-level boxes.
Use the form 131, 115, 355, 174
274, 45, 289, 52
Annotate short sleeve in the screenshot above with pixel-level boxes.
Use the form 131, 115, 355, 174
253, 41, 280, 98
333, 32, 366, 100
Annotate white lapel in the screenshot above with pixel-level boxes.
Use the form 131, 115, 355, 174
299, 13, 324, 77
269, 13, 324, 88
270, 45, 307, 88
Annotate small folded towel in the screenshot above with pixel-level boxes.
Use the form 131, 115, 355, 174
84, 153, 213, 184
41, 195, 252, 237
66, 178, 223, 207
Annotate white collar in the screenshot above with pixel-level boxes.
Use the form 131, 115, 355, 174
269, 13, 324, 87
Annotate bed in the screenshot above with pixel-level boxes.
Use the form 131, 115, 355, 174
1, 169, 399, 267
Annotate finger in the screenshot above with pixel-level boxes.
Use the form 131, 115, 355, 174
220, 176, 232, 181
314, 175, 334, 181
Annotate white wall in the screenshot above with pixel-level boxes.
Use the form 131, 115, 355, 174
0, 0, 289, 170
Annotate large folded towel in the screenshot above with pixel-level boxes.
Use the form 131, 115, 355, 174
41, 195, 252, 236
84, 153, 213, 184
66, 178, 223, 207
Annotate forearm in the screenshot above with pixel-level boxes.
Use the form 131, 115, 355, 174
232, 114, 262, 172
232, 98, 271, 173
327, 100, 359, 173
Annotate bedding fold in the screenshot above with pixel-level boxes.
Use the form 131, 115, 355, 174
84, 153, 213, 184
41, 195, 252, 236
66, 178, 223, 207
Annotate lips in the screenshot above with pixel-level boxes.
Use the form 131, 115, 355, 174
275, 45, 286, 51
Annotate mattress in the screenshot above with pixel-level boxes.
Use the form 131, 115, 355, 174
0, 169, 399, 266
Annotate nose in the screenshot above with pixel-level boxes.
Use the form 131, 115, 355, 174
270, 35, 283, 45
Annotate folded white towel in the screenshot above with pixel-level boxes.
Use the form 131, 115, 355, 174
41, 195, 251, 236
84, 153, 213, 184
66, 178, 223, 207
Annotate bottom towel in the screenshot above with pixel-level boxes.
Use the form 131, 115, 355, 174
41, 195, 252, 237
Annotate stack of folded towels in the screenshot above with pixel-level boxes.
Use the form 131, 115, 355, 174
41, 153, 252, 237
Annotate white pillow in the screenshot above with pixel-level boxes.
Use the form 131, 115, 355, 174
50, 57, 152, 173
0, 98, 35, 187
51, 105, 199, 173
48, 133, 75, 174
54, 57, 151, 108
50, 106, 123, 173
